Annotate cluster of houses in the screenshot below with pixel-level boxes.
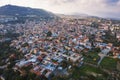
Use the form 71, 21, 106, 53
0, 16, 17, 23
10, 19, 87, 78
0, 17, 119, 78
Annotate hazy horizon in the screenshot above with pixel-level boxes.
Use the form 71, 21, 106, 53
0, 0, 120, 19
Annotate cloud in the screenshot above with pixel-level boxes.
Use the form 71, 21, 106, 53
105, 0, 119, 4
0, 0, 120, 18
46, 0, 120, 18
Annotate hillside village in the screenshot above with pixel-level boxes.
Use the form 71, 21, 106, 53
0, 16, 120, 80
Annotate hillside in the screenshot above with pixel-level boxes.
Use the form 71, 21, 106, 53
0, 5, 55, 18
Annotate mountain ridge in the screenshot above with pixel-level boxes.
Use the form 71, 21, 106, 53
0, 4, 55, 18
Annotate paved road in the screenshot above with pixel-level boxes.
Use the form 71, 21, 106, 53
98, 53, 106, 66
97, 49, 110, 66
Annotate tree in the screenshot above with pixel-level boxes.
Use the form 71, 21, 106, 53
91, 22, 99, 28
46, 31, 52, 37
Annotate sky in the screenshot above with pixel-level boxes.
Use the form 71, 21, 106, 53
0, 0, 120, 19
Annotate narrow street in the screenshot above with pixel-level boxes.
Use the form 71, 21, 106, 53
97, 49, 110, 66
